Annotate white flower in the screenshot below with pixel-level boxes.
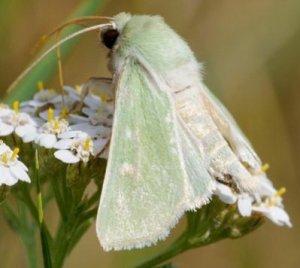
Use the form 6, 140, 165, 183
35, 108, 70, 148
213, 168, 291, 228
252, 187, 292, 227
0, 141, 31, 186
54, 132, 94, 163
0, 101, 38, 141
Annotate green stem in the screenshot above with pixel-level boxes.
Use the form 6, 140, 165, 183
35, 149, 53, 268
53, 224, 71, 268
136, 234, 188, 268
17, 185, 52, 246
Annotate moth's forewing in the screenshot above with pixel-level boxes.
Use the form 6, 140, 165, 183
97, 60, 190, 251
177, 120, 215, 207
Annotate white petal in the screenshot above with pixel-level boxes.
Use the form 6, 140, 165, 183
237, 194, 253, 216
10, 163, 31, 183
84, 95, 101, 110
68, 114, 89, 124
32, 117, 45, 126
81, 107, 94, 116
0, 166, 18, 186
39, 134, 57, 148
27, 99, 46, 107
19, 106, 37, 117
214, 183, 237, 204
0, 109, 12, 117
71, 123, 91, 131
15, 124, 36, 138
58, 131, 87, 139
0, 122, 14, 136
22, 130, 38, 143
253, 206, 292, 227
16, 161, 28, 172
93, 138, 107, 155
54, 150, 79, 163
54, 139, 73, 149
0, 144, 10, 154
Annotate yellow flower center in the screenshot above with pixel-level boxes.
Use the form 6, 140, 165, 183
84, 137, 91, 151
53, 118, 59, 130
268, 187, 286, 206
48, 108, 54, 122
37, 80, 44, 91
261, 163, 270, 172
275, 187, 286, 197
13, 101, 19, 114
11, 147, 19, 161
1, 152, 8, 164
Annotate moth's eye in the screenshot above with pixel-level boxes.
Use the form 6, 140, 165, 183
101, 29, 119, 49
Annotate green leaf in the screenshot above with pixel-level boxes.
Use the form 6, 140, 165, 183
4, 0, 107, 104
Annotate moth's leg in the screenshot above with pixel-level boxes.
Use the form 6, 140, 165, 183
80, 77, 113, 101
71, 77, 113, 113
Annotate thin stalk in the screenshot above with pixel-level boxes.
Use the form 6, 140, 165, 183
53, 224, 71, 268
136, 234, 188, 268
35, 149, 53, 268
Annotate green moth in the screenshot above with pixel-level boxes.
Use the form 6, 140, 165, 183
96, 13, 263, 251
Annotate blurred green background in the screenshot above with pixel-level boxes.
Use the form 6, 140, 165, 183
0, 0, 299, 267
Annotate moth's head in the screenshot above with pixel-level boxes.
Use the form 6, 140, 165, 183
100, 13, 195, 74
100, 13, 131, 49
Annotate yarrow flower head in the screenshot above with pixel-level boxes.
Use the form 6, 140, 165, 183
0, 141, 31, 186
13, 83, 113, 162
214, 164, 292, 227
35, 108, 70, 148
0, 101, 38, 140
54, 131, 95, 163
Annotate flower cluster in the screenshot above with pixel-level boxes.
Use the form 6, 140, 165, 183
214, 165, 292, 227
0, 82, 113, 165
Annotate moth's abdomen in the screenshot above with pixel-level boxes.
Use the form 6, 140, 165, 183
173, 87, 257, 192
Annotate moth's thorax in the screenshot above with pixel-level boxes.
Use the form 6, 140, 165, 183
165, 61, 203, 94
109, 13, 198, 76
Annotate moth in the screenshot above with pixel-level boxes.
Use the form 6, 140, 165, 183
95, 13, 263, 251
11, 12, 264, 251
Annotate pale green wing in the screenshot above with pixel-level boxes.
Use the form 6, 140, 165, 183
200, 84, 262, 170
97, 59, 190, 251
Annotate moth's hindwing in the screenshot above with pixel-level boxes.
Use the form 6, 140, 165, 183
97, 59, 194, 251
200, 85, 261, 170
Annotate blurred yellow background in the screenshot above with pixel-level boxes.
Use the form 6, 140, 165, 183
0, 0, 299, 267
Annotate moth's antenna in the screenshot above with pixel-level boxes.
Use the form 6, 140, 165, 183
56, 31, 65, 107
40, 16, 113, 44
7, 22, 114, 94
